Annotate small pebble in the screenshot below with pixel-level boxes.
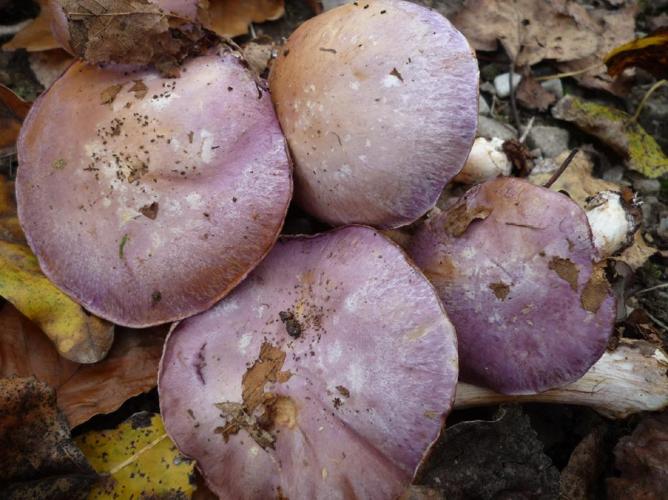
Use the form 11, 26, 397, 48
632, 178, 661, 195
493, 72, 522, 98
541, 79, 564, 99
479, 95, 490, 116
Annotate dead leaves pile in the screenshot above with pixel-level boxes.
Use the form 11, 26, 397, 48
453, 0, 637, 94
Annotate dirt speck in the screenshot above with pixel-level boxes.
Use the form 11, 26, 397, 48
489, 282, 511, 300
100, 84, 123, 105
548, 256, 579, 291
139, 201, 159, 220
581, 264, 610, 313
279, 310, 302, 338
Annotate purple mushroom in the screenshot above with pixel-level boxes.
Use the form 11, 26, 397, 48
409, 177, 616, 395
16, 50, 292, 327
158, 226, 458, 499
269, 0, 478, 228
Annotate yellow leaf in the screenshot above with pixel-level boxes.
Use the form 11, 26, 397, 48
0, 175, 114, 364
75, 412, 196, 499
2, 0, 60, 52
203, 0, 285, 37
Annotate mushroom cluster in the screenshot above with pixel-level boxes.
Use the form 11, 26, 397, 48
15, 0, 622, 498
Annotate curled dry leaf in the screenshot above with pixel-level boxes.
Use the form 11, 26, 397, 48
75, 412, 196, 499
0, 84, 30, 151
202, 0, 285, 38
0, 175, 114, 364
415, 406, 560, 500
607, 411, 668, 500
0, 377, 97, 499
559, 427, 606, 500
605, 27, 668, 79
1, 0, 60, 52
552, 96, 668, 179
53, 0, 217, 75
453, 0, 636, 95
0, 302, 166, 427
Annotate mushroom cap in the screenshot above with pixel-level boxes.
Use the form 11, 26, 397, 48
269, 0, 478, 229
409, 177, 616, 395
16, 52, 292, 327
158, 226, 458, 499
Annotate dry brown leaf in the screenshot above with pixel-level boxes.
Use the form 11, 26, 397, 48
607, 411, 668, 500
516, 74, 557, 111
0, 377, 97, 498
556, 5, 637, 95
202, 0, 285, 37
528, 150, 620, 205
454, 0, 637, 95
1, 0, 60, 52
0, 302, 167, 427
0, 84, 30, 151
452, 0, 599, 66
29, 49, 75, 88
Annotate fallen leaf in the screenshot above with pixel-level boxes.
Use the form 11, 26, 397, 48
58, 0, 216, 75
607, 411, 668, 499
202, 0, 285, 37
0, 302, 166, 427
560, 427, 606, 500
1, 0, 60, 52
0, 174, 114, 364
0, 377, 97, 499
29, 49, 75, 89
452, 0, 599, 66
605, 27, 668, 79
516, 74, 557, 111
75, 412, 196, 499
616, 232, 657, 271
415, 406, 560, 499
528, 149, 621, 205
552, 95, 668, 178
241, 38, 275, 77
453, 0, 637, 95
0, 84, 30, 151
556, 5, 637, 95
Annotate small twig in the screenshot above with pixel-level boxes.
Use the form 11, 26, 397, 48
629, 79, 667, 123
508, 62, 521, 130
519, 116, 535, 144
534, 62, 604, 82
634, 283, 668, 296
544, 149, 579, 188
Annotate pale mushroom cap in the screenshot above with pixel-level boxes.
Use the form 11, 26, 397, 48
159, 226, 459, 499
16, 52, 292, 327
269, 0, 478, 228
409, 177, 616, 395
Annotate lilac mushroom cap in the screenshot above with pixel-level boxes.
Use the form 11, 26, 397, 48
16, 52, 292, 327
409, 177, 616, 395
269, 0, 478, 229
158, 226, 458, 499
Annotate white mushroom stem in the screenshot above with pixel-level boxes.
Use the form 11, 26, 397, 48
454, 339, 668, 419
454, 137, 511, 185
586, 191, 638, 258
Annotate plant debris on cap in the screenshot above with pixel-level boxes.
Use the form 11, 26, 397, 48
16, 51, 292, 327
158, 226, 458, 499
269, 0, 478, 228
409, 177, 616, 395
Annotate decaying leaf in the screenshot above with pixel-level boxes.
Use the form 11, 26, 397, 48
0, 302, 166, 427
560, 427, 606, 500
75, 412, 196, 499
516, 74, 557, 111
415, 406, 560, 499
241, 38, 275, 77
453, 0, 636, 95
29, 49, 76, 89
1, 0, 60, 52
528, 150, 620, 205
58, 0, 216, 75
0, 377, 97, 499
552, 96, 668, 178
452, 0, 599, 66
607, 411, 668, 500
202, 0, 285, 37
605, 27, 668, 79
0, 84, 30, 151
0, 174, 114, 364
